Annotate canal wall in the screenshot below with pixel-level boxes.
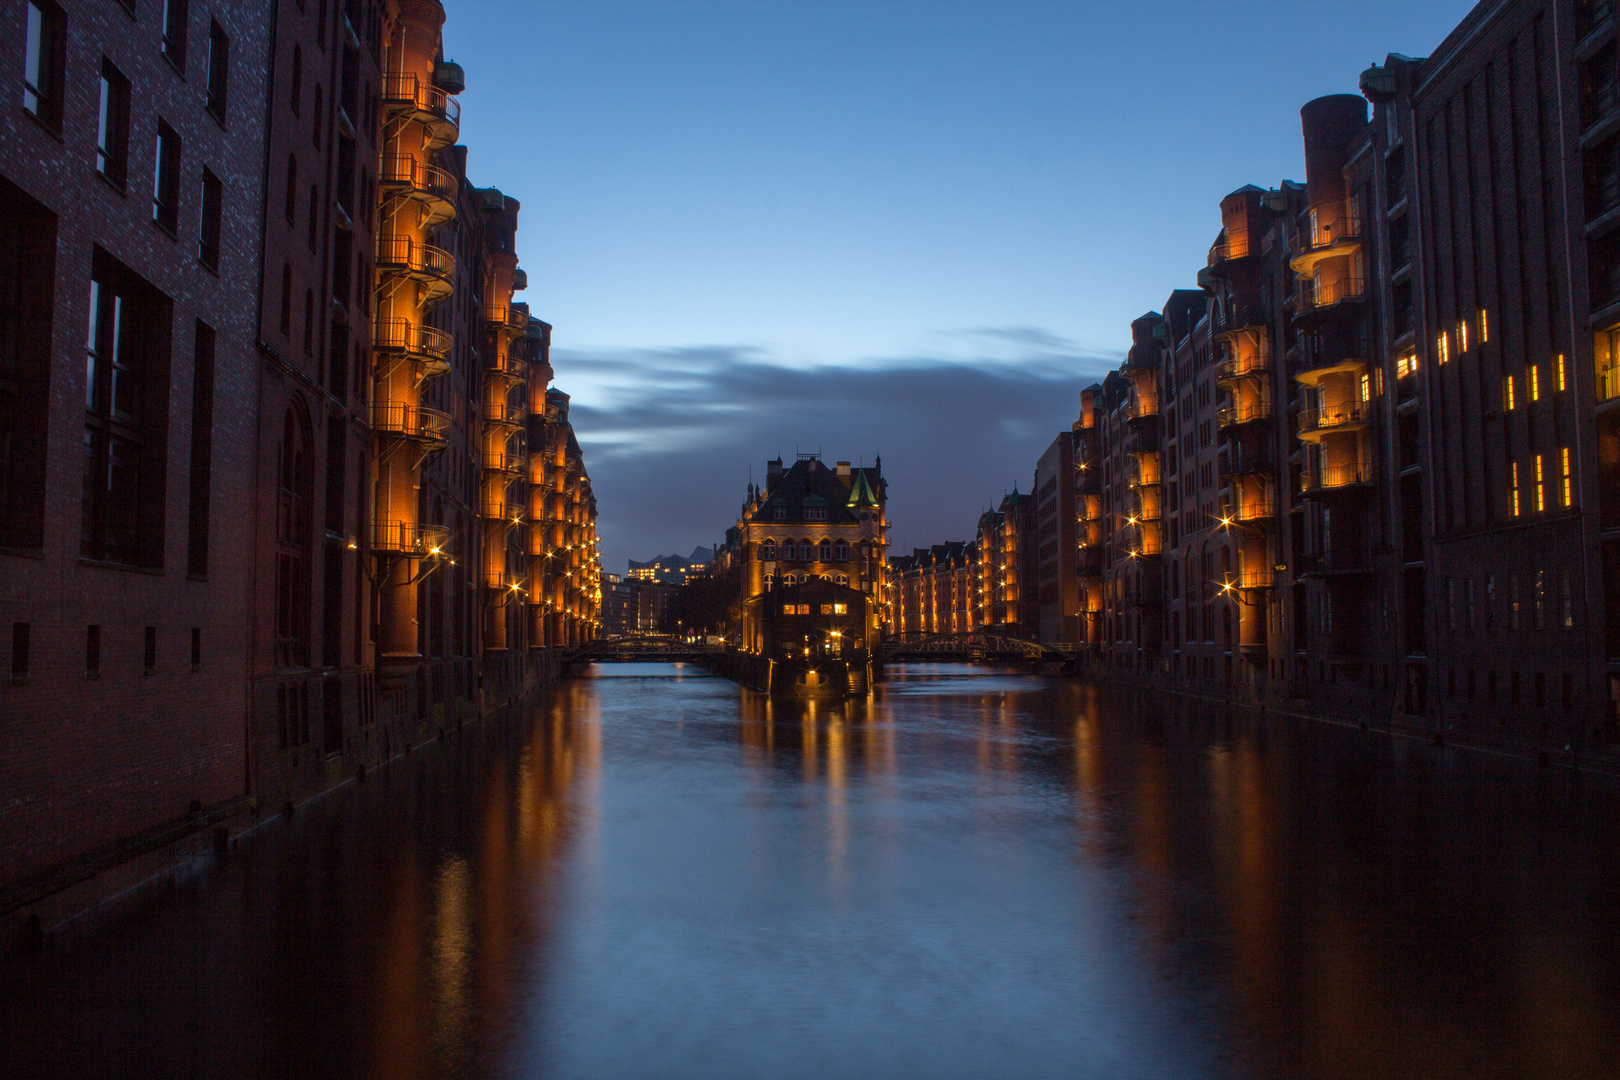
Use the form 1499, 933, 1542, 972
3, 648, 567, 958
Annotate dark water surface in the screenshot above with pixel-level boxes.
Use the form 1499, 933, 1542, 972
5, 663, 1620, 1079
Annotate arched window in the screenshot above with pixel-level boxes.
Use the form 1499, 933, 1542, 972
835, 574, 848, 586
760, 539, 776, 561
819, 539, 832, 562
275, 403, 313, 668
1222, 606, 1233, 648
819, 574, 831, 582
312, 84, 322, 147
308, 184, 319, 248
801, 539, 814, 561
834, 541, 849, 561
303, 288, 314, 353
763, 572, 776, 589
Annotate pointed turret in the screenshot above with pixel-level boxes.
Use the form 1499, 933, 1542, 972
847, 469, 879, 508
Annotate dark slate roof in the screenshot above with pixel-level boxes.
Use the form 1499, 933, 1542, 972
753, 458, 884, 527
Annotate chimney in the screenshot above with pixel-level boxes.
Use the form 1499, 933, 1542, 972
836, 461, 851, 481
766, 458, 784, 493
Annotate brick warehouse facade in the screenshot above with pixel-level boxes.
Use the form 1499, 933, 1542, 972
1, 0, 597, 942
1071, 0, 1620, 754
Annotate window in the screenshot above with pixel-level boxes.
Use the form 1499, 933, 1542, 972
0, 180, 54, 553
205, 20, 230, 122
1557, 354, 1567, 392
1486, 574, 1497, 629
1479, 307, 1489, 343
1560, 566, 1574, 629
186, 321, 214, 575
152, 120, 181, 233
834, 575, 848, 587
85, 624, 99, 677
819, 539, 831, 562
1446, 578, 1456, 632
11, 622, 28, 683
1562, 447, 1574, 507
285, 154, 298, 223
144, 625, 157, 674
1511, 462, 1521, 517
290, 46, 303, 114
1466, 577, 1477, 630
161, 0, 189, 68
1588, 132, 1620, 220
1530, 365, 1541, 402
1583, 43, 1619, 129
275, 406, 313, 667
83, 253, 169, 567
313, 84, 323, 147
1504, 374, 1516, 411
22, 2, 64, 130
834, 541, 849, 561
96, 61, 131, 188
1533, 569, 1547, 629
279, 263, 292, 336
198, 169, 221, 269
1535, 454, 1546, 512
303, 288, 314, 353
806, 506, 826, 521
772, 506, 785, 520
1509, 573, 1521, 629
191, 626, 202, 669
760, 541, 775, 561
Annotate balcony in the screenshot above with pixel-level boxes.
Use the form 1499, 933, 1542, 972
483, 400, 525, 430
380, 72, 461, 149
1229, 490, 1277, 523
373, 318, 451, 379
1217, 398, 1273, 431
1214, 348, 1270, 385
482, 448, 524, 475
480, 495, 522, 521
1294, 336, 1370, 385
371, 520, 450, 557
375, 236, 454, 305
484, 568, 525, 591
379, 155, 457, 228
373, 402, 450, 449
1222, 566, 1275, 590
1301, 462, 1374, 497
1298, 399, 1371, 440
1291, 277, 1366, 324
487, 352, 529, 386
1218, 443, 1274, 480
1289, 208, 1362, 276
486, 305, 527, 341
1127, 395, 1160, 425
1207, 231, 1253, 272
1297, 550, 1373, 577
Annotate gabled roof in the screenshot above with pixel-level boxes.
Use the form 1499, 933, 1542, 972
749, 457, 884, 527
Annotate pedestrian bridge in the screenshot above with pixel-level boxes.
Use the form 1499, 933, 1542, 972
880, 632, 1075, 662
563, 635, 723, 663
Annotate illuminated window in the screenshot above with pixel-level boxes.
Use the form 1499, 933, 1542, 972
1479, 307, 1488, 343
1557, 354, 1566, 391
1511, 462, 1521, 516
833, 602, 848, 614
1562, 447, 1573, 506
1360, 373, 1371, 402
1437, 332, 1449, 364
1530, 365, 1540, 401
1535, 454, 1545, 512
1397, 353, 1418, 379
1504, 375, 1516, 411
1459, 319, 1468, 352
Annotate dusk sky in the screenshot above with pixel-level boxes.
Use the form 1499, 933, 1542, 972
444, 1, 1474, 574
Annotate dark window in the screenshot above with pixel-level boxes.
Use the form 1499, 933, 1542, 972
1388, 214, 1410, 268
10, 622, 28, 682
0, 180, 55, 552
22, 2, 65, 130
186, 321, 214, 575
290, 46, 302, 115
85, 624, 99, 675
96, 61, 131, 189
285, 154, 298, 223
152, 120, 181, 233
313, 84, 323, 147
275, 407, 313, 667
82, 252, 171, 567
279, 263, 292, 336
191, 626, 202, 669
1588, 134, 1620, 222
198, 168, 221, 269
205, 19, 229, 121
308, 184, 319, 249
144, 625, 157, 674
161, 0, 189, 68
1385, 145, 1406, 203
303, 288, 314, 353
1592, 228, 1620, 310
1583, 44, 1619, 129
1580, 0, 1617, 39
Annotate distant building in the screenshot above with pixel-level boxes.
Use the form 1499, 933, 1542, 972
976, 490, 1039, 639
601, 572, 671, 636
1034, 433, 1079, 643
627, 546, 712, 586
728, 455, 888, 652
889, 542, 977, 636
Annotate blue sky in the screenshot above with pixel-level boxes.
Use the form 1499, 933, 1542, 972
444, 0, 1474, 573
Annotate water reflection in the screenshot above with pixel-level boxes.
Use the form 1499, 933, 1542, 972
4, 663, 1620, 1079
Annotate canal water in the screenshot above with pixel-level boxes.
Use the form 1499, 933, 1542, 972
5, 662, 1620, 1079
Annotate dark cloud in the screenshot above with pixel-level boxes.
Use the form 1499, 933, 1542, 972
552, 338, 1118, 574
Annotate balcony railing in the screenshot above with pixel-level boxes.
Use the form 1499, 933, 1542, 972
483, 400, 525, 429
1294, 276, 1366, 317
1297, 550, 1373, 576
375, 236, 455, 295
372, 402, 451, 446
482, 449, 523, 474
379, 156, 457, 224
1128, 395, 1160, 421
1230, 491, 1276, 523
1304, 207, 1362, 251
371, 520, 450, 556
1299, 399, 1371, 434
379, 72, 460, 148
1600, 362, 1620, 402
1301, 462, 1374, 494
1208, 231, 1253, 266
1217, 399, 1273, 429
1219, 444, 1274, 479
488, 353, 529, 384
373, 318, 452, 371
480, 496, 521, 520
1215, 349, 1270, 383
1223, 567, 1275, 589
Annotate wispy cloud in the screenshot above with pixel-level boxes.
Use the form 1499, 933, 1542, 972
552, 333, 1119, 573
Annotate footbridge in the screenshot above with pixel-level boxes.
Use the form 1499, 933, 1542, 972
880, 632, 1076, 663
562, 635, 723, 663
